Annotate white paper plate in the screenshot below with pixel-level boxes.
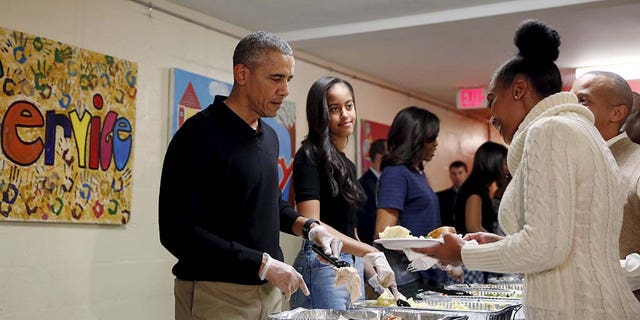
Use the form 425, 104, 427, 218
374, 238, 443, 250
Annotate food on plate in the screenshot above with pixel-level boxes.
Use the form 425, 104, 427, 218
378, 225, 457, 241
378, 225, 414, 239
426, 226, 457, 239
333, 266, 362, 302
382, 316, 403, 320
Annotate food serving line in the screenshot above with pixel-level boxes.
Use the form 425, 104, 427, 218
270, 278, 524, 320
269, 226, 525, 320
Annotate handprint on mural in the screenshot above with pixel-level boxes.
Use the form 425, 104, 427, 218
0, 26, 137, 224
0, 166, 21, 218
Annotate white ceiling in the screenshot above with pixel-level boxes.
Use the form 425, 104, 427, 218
163, 0, 640, 120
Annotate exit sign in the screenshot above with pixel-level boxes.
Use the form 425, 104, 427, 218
456, 88, 487, 109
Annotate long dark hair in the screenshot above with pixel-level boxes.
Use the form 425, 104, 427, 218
300, 76, 365, 208
493, 19, 562, 97
465, 141, 508, 189
382, 106, 439, 172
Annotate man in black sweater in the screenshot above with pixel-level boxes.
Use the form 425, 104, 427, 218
159, 31, 341, 320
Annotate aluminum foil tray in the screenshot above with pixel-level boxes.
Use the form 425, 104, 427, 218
353, 297, 521, 320
487, 274, 523, 285
445, 283, 523, 292
268, 307, 467, 320
436, 285, 522, 300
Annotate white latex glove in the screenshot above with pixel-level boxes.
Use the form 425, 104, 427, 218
363, 251, 395, 288
368, 276, 385, 294
443, 264, 465, 282
308, 224, 343, 256
363, 257, 385, 294
389, 284, 408, 302
259, 253, 309, 300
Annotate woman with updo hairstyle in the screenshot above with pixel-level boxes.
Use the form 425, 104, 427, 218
414, 19, 640, 319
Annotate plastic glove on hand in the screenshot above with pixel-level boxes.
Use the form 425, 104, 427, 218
363, 252, 395, 288
363, 257, 377, 279
443, 264, 465, 282
308, 224, 343, 256
367, 275, 385, 294
259, 253, 309, 300
389, 284, 409, 306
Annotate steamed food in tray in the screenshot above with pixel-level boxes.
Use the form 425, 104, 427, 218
366, 292, 514, 312
367, 298, 506, 312
353, 292, 522, 320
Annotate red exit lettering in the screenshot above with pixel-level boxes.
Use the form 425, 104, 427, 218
457, 88, 486, 109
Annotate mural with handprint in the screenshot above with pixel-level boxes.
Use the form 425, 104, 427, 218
0, 26, 136, 224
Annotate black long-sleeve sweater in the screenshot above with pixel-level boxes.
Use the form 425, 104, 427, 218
159, 95, 299, 284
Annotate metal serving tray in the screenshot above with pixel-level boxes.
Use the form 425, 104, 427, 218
437, 285, 522, 300
352, 297, 521, 320
268, 307, 467, 320
445, 284, 523, 292
487, 274, 523, 285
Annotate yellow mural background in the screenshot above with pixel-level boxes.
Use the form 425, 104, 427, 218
0, 26, 136, 224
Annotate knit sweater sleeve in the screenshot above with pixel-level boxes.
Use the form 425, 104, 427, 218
462, 118, 577, 273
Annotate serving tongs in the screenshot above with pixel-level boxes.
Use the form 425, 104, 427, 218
422, 284, 472, 296
311, 244, 350, 268
389, 285, 411, 307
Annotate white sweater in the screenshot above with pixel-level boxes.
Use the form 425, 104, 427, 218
461, 92, 640, 319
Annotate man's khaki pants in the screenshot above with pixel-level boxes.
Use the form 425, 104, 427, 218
174, 279, 282, 320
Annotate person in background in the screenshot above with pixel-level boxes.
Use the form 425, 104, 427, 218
625, 92, 640, 144
453, 142, 508, 236
571, 71, 640, 300
414, 19, 640, 319
491, 155, 512, 237
158, 31, 343, 320
436, 161, 468, 227
358, 138, 387, 245
289, 76, 397, 310
374, 106, 442, 298
452, 141, 508, 284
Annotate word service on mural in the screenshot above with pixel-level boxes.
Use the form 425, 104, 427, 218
0, 26, 137, 224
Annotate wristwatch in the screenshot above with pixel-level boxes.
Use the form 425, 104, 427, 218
302, 219, 320, 240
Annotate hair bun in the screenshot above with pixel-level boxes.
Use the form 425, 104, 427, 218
514, 19, 560, 62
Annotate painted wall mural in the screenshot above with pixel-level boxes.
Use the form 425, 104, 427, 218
359, 119, 390, 176
0, 26, 137, 224
169, 68, 296, 204
170, 68, 232, 136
